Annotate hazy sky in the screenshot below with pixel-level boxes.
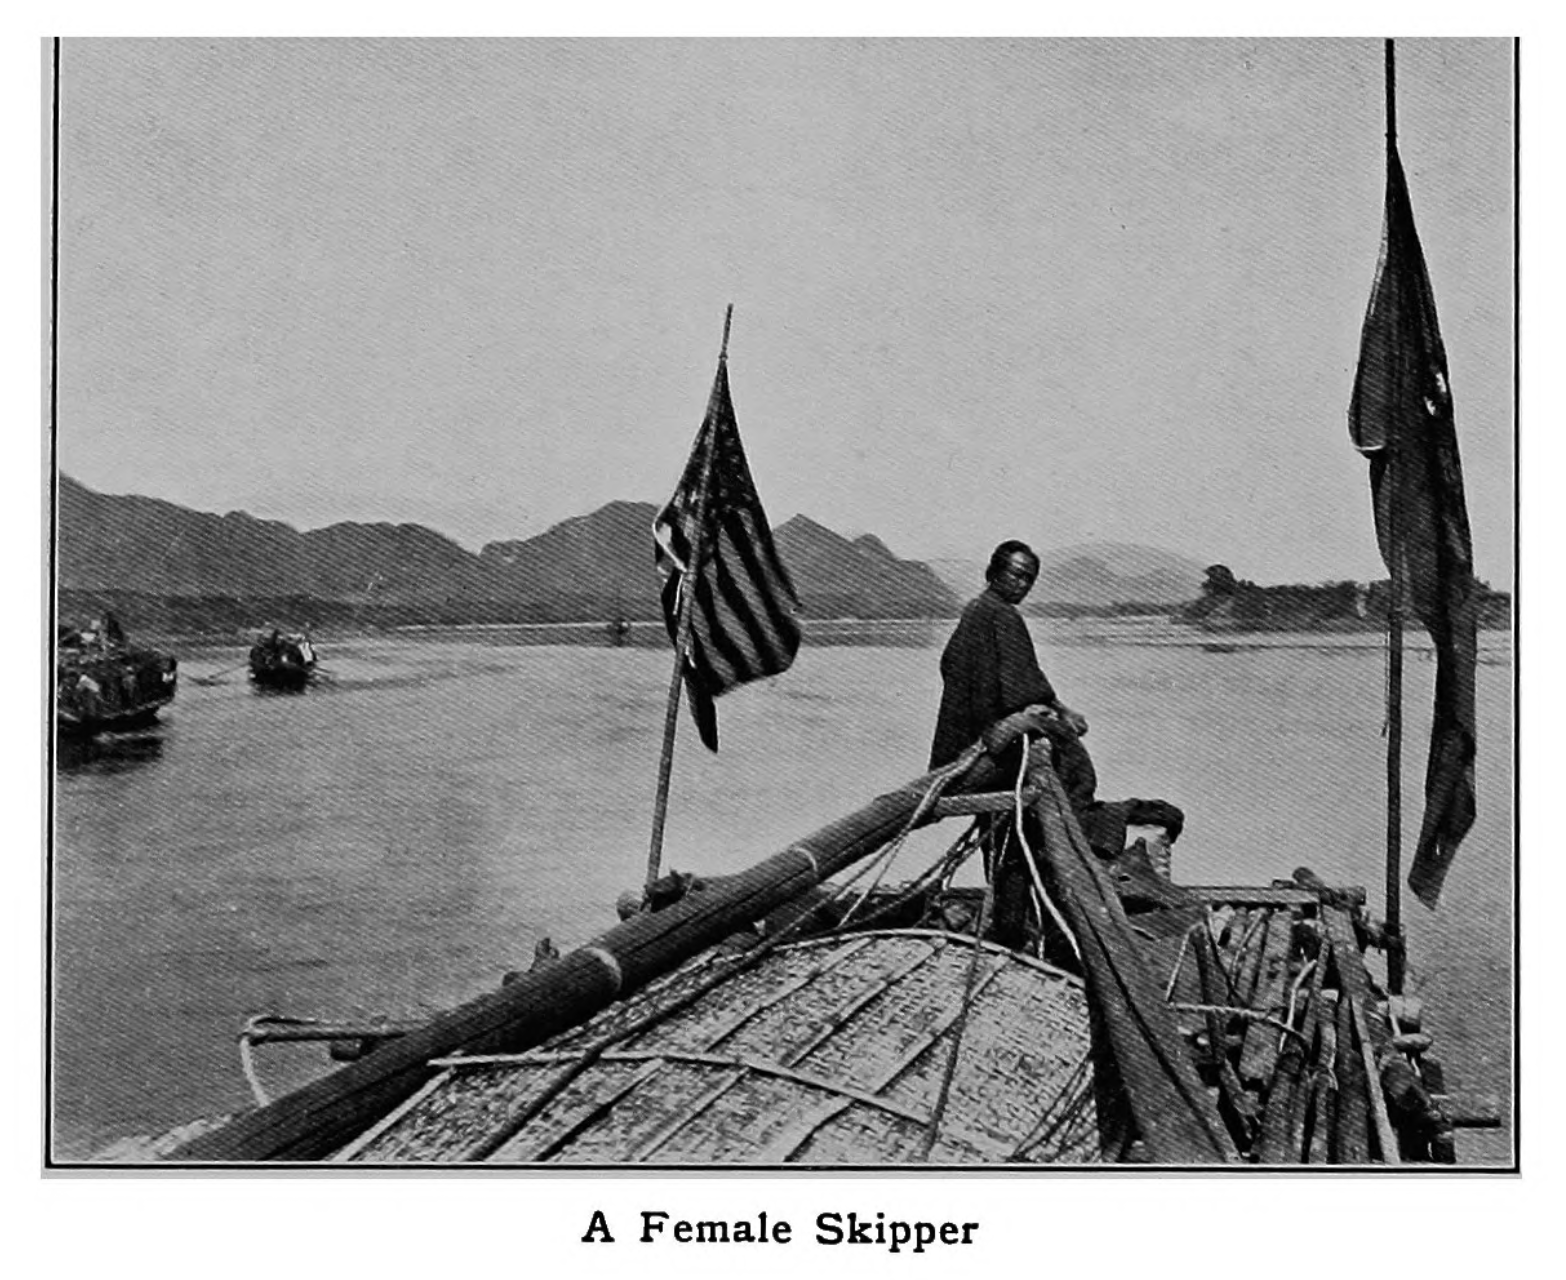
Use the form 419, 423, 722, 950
54, 37, 1514, 586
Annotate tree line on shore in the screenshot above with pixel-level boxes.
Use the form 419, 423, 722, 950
1181, 565, 1511, 631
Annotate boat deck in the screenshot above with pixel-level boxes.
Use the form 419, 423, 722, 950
334, 932, 1097, 1164
1132, 885, 1429, 1164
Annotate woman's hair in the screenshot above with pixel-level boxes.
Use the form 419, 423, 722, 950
986, 540, 1039, 583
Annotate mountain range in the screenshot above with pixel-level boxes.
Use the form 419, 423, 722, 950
57, 476, 1207, 630
57, 477, 961, 626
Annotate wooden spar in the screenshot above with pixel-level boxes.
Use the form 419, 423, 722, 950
1322, 904, 1402, 1163
1285, 938, 1331, 1161
1238, 913, 1294, 1085
1025, 750, 1235, 1164
1382, 36, 1407, 995
1332, 972, 1371, 1162
1191, 927, 1257, 1134
646, 304, 734, 891
1185, 885, 1365, 908
168, 742, 985, 1162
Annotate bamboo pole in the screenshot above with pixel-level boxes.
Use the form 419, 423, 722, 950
168, 743, 985, 1162
1382, 36, 1406, 995
646, 305, 734, 891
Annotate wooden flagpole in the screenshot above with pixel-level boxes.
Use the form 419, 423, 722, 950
1383, 38, 1406, 995
645, 304, 734, 892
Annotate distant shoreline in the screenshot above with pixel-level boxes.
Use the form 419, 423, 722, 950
150, 615, 1511, 656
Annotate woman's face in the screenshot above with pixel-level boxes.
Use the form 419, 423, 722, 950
991, 552, 1039, 605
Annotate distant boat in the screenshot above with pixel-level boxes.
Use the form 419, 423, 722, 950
56, 614, 177, 736
607, 615, 632, 646
248, 630, 317, 689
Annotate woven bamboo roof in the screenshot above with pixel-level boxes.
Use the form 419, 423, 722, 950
336, 928, 1097, 1165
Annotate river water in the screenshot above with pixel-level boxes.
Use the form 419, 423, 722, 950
50, 622, 1514, 1164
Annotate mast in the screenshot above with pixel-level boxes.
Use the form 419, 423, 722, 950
645, 306, 733, 891
1382, 37, 1406, 995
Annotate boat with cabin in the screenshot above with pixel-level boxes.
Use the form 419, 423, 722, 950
56, 614, 178, 737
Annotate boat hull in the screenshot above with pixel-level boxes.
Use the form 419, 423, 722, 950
248, 664, 314, 690
56, 646, 177, 737
248, 634, 317, 688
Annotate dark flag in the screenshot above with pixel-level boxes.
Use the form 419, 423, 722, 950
653, 358, 801, 751
1349, 144, 1478, 909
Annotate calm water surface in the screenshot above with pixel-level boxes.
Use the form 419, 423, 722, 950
51, 624, 1514, 1163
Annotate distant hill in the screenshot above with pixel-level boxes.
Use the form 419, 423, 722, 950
57, 475, 498, 607
773, 517, 958, 619
480, 500, 667, 621
54, 477, 959, 631
1033, 543, 1207, 607
926, 543, 1206, 609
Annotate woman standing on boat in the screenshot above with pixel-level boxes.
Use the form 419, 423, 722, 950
930, 540, 1098, 948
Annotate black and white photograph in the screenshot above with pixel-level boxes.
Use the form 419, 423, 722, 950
42, 29, 1521, 1228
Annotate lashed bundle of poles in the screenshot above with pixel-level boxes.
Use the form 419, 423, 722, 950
1153, 875, 1480, 1163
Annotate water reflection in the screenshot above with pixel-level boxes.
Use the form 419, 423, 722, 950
56, 730, 166, 775
249, 681, 313, 699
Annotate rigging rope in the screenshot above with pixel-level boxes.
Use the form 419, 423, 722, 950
237, 1014, 324, 1107
1009, 736, 1082, 965
918, 858, 998, 1161
922, 738, 1061, 1159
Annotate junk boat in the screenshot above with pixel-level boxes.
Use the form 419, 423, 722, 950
248, 629, 317, 689
133, 729, 1493, 1167
56, 614, 178, 737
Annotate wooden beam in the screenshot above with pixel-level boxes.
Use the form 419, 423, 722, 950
931, 789, 1037, 816
1027, 757, 1235, 1164
1182, 885, 1366, 908
1238, 911, 1296, 1085
1323, 904, 1401, 1165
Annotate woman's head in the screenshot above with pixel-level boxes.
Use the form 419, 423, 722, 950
985, 540, 1040, 604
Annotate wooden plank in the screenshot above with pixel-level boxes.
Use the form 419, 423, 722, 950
1230, 908, 1271, 1010
1332, 976, 1370, 1164
1217, 908, 1250, 968
1349, 985, 1401, 1165
1255, 943, 1326, 1165
1191, 928, 1258, 1137
1284, 941, 1331, 1162
1321, 906, 1401, 1165
1183, 886, 1365, 908
1238, 911, 1296, 1085
1308, 993, 1338, 1165
1253, 1071, 1297, 1164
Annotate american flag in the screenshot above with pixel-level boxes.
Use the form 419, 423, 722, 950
653, 358, 801, 751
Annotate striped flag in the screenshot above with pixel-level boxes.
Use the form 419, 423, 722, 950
1349, 143, 1478, 909
653, 357, 801, 751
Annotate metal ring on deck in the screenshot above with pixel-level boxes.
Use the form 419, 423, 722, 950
788, 845, 822, 880
579, 946, 624, 996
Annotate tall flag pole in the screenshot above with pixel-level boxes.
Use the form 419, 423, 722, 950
646, 307, 803, 890
1381, 38, 1407, 994
1349, 41, 1480, 984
